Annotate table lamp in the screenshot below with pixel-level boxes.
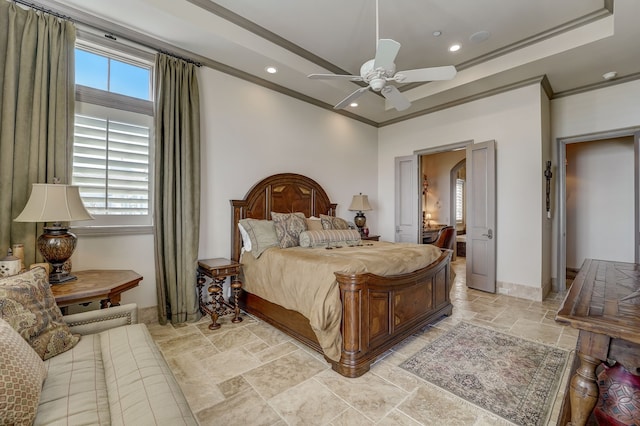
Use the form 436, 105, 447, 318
348, 193, 372, 235
14, 183, 93, 284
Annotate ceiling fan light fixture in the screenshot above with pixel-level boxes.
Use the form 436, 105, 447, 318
370, 78, 386, 91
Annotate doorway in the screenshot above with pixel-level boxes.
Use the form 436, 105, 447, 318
395, 140, 496, 292
421, 150, 466, 250
557, 128, 640, 291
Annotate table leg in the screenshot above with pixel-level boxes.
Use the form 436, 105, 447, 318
568, 351, 601, 426
208, 284, 223, 330
231, 279, 243, 324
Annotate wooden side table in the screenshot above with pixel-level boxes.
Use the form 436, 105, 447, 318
555, 259, 640, 426
361, 235, 380, 241
51, 270, 143, 309
197, 258, 243, 330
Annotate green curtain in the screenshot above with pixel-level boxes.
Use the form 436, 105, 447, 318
153, 53, 201, 324
0, 1, 76, 266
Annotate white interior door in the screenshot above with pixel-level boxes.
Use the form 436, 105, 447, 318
395, 155, 419, 243
466, 140, 496, 292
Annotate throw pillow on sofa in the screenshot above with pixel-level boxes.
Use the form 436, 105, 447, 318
0, 267, 79, 360
0, 317, 47, 426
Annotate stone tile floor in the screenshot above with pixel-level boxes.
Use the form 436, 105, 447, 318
148, 259, 577, 425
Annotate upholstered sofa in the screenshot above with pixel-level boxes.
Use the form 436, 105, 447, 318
0, 268, 196, 425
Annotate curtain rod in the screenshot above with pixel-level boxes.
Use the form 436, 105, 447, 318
12, 0, 202, 67
12, 0, 73, 21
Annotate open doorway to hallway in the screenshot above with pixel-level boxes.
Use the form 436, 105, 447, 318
557, 129, 640, 291
564, 136, 635, 284
420, 149, 466, 263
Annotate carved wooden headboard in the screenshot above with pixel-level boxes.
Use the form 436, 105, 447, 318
230, 173, 337, 261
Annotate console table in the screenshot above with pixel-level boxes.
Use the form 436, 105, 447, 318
51, 269, 143, 309
555, 259, 640, 426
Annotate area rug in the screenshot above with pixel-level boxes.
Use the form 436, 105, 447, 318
400, 322, 569, 426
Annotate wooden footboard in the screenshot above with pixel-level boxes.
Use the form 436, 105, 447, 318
239, 249, 453, 377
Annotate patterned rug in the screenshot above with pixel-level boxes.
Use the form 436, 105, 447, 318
400, 322, 569, 426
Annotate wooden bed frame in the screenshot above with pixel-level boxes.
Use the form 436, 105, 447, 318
230, 173, 453, 377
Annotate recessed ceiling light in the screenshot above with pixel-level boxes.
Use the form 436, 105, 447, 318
449, 44, 461, 52
432, 30, 442, 37
350, 102, 358, 108
602, 71, 617, 80
265, 66, 277, 74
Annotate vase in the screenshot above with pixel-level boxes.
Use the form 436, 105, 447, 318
0, 248, 22, 277
594, 362, 640, 426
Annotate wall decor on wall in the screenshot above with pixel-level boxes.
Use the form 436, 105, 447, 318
545, 161, 552, 219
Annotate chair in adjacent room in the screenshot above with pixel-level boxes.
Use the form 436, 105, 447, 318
432, 226, 456, 259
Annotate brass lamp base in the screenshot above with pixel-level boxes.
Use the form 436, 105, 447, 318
354, 211, 367, 235
37, 226, 78, 284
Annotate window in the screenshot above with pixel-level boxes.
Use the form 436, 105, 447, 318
72, 42, 154, 230
455, 178, 465, 223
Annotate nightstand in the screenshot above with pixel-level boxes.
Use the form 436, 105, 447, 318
196, 258, 243, 330
361, 235, 380, 241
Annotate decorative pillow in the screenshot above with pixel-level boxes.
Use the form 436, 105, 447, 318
0, 267, 80, 360
0, 317, 47, 425
271, 212, 308, 248
320, 214, 350, 230
238, 219, 280, 257
305, 216, 323, 231
299, 229, 362, 248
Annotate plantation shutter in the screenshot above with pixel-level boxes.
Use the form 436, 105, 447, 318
455, 178, 464, 223
72, 113, 150, 215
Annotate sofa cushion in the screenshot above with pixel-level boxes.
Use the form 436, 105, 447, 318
100, 324, 196, 425
0, 267, 79, 360
35, 334, 110, 425
0, 317, 47, 426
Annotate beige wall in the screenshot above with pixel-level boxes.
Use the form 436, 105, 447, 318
379, 84, 546, 295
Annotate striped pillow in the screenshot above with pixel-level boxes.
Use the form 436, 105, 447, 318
299, 229, 361, 248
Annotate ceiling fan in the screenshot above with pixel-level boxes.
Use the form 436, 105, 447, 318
308, 0, 457, 111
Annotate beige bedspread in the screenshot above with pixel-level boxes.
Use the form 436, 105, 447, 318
240, 241, 443, 362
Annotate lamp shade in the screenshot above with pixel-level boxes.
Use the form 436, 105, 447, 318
348, 194, 372, 212
14, 184, 93, 223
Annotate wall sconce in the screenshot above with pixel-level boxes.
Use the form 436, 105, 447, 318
544, 161, 552, 219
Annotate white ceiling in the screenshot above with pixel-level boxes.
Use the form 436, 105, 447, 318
38, 0, 640, 126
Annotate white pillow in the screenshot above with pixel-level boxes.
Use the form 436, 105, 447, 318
238, 222, 252, 252
238, 219, 280, 257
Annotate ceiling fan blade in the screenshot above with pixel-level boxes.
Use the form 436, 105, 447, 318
334, 86, 369, 110
373, 39, 401, 70
381, 85, 411, 111
394, 65, 457, 83
308, 73, 363, 81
